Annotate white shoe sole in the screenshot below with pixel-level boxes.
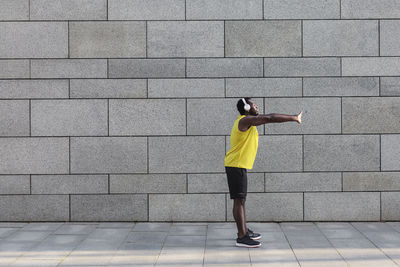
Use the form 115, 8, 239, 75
250, 235, 262, 240
236, 242, 261, 248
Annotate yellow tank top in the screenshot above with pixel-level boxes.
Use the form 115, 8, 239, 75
224, 115, 258, 169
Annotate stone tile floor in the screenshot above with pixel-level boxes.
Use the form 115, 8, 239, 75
1, 221, 400, 266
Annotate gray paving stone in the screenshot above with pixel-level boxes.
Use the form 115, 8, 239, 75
0, 80, 69, 99
70, 21, 146, 58
31, 59, 107, 79
264, 97, 340, 134
303, 77, 379, 96
125, 231, 167, 244
187, 98, 264, 135
108, 0, 184, 20
132, 222, 171, 232
0, 137, 69, 174
303, 20, 378, 56
31, 99, 108, 136
382, 135, 400, 171
343, 97, 400, 133
226, 78, 302, 97
148, 78, 224, 98
0, 22, 67, 58
264, 0, 339, 19
225, 21, 301, 57
188, 173, 264, 193
54, 224, 96, 235
0, 0, 29, 20
149, 136, 225, 173
187, 0, 261, 19
70, 79, 146, 99
109, 59, 185, 78
71, 194, 147, 221
70, 137, 147, 174
0, 228, 18, 238
264, 57, 340, 77
149, 194, 225, 221
381, 77, 400, 96
5, 231, 51, 242
148, 21, 223, 57
265, 172, 341, 192
21, 222, 63, 231
342, 0, 400, 19
169, 225, 207, 235
0, 195, 69, 221
109, 99, 186, 135
110, 174, 186, 193
304, 192, 380, 221
31, 174, 108, 194
97, 222, 135, 228
343, 172, 400, 191
0, 60, 29, 79
0, 100, 29, 136
342, 57, 400, 76
187, 58, 263, 78
381, 20, 400, 56
304, 135, 380, 171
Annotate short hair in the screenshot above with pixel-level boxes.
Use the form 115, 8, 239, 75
237, 98, 251, 115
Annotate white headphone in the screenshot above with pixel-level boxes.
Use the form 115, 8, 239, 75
242, 98, 250, 112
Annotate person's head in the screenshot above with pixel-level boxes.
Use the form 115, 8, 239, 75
237, 98, 259, 116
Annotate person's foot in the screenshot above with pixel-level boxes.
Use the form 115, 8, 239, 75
248, 228, 262, 240
236, 232, 261, 248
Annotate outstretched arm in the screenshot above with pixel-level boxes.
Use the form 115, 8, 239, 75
238, 111, 302, 131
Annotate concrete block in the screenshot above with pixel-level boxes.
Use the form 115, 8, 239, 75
149, 194, 225, 221
227, 193, 303, 221
0, 22, 67, 58
31, 99, 107, 136
0, 60, 29, 79
187, 98, 264, 135
149, 136, 225, 173
382, 192, 400, 220
0, 175, 30, 194
264, 58, 340, 77
226, 78, 302, 97
225, 21, 301, 57
0, 137, 69, 174
30, 0, 106, 20
303, 20, 378, 56
265, 172, 342, 192
31, 175, 108, 194
148, 79, 224, 98
71, 194, 147, 221
0, 195, 69, 221
343, 97, 400, 133
188, 173, 264, 193
109, 99, 186, 135
187, 58, 263, 78
187, 0, 262, 19
70, 79, 146, 98
304, 135, 380, 171
264, 0, 339, 19
382, 135, 400, 171
342, 0, 400, 19
70, 137, 147, 174
0, 100, 29, 136
342, 57, 400, 76
343, 172, 400, 191
304, 77, 379, 96
264, 97, 341, 134
70, 21, 146, 58
381, 77, 400, 96
110, 174, 186, 193
304, 192, 380, 221
0, 80, 69, 99
148, 21, 224, 57
108, 0, 184, 20
109, 59, 185, 78
0, 0, 29, 20
381, 20, 400, 56
31, 59, 107, 78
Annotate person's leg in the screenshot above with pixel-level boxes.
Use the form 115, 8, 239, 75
233, 197, 247, 238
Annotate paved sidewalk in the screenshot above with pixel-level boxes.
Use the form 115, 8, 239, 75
1, 222, 400, 266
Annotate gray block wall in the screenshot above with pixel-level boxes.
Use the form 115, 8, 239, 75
0, 0, 399, 222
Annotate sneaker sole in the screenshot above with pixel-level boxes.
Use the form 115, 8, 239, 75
250, 235, 262, 240
236, 242, 261, 248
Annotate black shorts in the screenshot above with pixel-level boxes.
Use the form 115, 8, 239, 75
225, 166, 247, 199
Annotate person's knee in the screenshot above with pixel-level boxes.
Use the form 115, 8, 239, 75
234, 197, 246, 206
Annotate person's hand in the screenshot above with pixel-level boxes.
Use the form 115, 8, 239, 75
296, 111, 302, 124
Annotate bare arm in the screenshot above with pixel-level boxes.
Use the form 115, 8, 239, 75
238, 111, 302, 131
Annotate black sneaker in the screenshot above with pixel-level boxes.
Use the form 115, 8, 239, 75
248, 228, 262, 240
236, 232, 261, 248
